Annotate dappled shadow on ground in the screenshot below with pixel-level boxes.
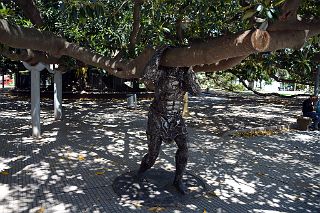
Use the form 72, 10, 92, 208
186, 131, 320, 212
0, 92, 319, 212
112, 169, 206, 207
187, 92, 303, 135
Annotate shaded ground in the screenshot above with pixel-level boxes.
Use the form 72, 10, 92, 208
0, 91, 319, 212
187, 91, 303, 135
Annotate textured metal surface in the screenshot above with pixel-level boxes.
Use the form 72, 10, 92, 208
138, 46, 201, 194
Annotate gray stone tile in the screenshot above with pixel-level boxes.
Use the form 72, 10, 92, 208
1, 95, 319, 212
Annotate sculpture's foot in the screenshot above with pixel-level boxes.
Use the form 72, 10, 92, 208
173, 180, 187, 195
135, 171, 144, 181
137, 160, 151, 177
136, 169, 144, 176
135, 168, 150, 182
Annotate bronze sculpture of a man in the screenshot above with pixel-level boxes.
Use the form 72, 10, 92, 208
138, 46, 201, 194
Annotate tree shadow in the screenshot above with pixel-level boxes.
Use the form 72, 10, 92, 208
0, 92, 319, 212
187, 92, 302, 135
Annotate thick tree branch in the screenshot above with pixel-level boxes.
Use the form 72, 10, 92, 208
193, 56, 247, 72
0, 47, 60, 64
313, 53, 320, 63
233, 72, 293, 97
1, 18, 320, 79
176, 18, 184, 43
128, 0, 143, 55
161, 26, 319, 67
279, 0, 301, 21
230, 70, 310, 97
269, 19, 320, 32
269, 72, 313, 85
13, 0, 43, 27
0, 19, 141, 77
175, 2, 190, 43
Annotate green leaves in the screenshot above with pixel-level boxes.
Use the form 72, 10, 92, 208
241, 0, 283, 22
0, 171, 9, 175
273, 0, 287, 7
64, 2, 106, 23
242, 9, 257, 20
264, 0, 271, 6
0, 2, 13, 18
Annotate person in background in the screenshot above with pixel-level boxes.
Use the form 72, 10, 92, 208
316, 96, 320, 114
302, 95, 320, 130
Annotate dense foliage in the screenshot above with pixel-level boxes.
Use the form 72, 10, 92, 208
0, 0, 319, 92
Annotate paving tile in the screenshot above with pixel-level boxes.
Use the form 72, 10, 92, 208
1, 94, 320, 212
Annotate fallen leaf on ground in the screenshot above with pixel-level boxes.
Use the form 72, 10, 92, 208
206, 190, 218, 197
188, 186, 200, 191
95, 171, 105, 175
132, 201, 143, 208
78, 155, 85, 161
232, 129, 288, 137
148, 206, 166, 212
256, 172, 265, 176
35, 207, 45, 213
0, 171, 9, 175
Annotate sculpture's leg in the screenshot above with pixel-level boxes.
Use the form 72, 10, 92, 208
173, 134, 188, 194
138, 134, 162, 175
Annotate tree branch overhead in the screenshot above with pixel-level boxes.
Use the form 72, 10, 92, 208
0, 0, 319, 79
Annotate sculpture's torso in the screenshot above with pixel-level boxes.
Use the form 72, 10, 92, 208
143, 46, 201, 143
152, 68, 186, 117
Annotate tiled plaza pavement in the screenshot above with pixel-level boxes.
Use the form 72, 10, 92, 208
0, 92, 319, 212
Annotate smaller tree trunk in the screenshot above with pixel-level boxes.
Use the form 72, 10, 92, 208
15, 70, 19, 89
2, 68, 4, 89
314, 66, 320, 96
182, 92, 190, 117
248, 81, 254, 89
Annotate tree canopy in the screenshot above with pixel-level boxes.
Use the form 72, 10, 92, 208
0, 0, 319, 86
